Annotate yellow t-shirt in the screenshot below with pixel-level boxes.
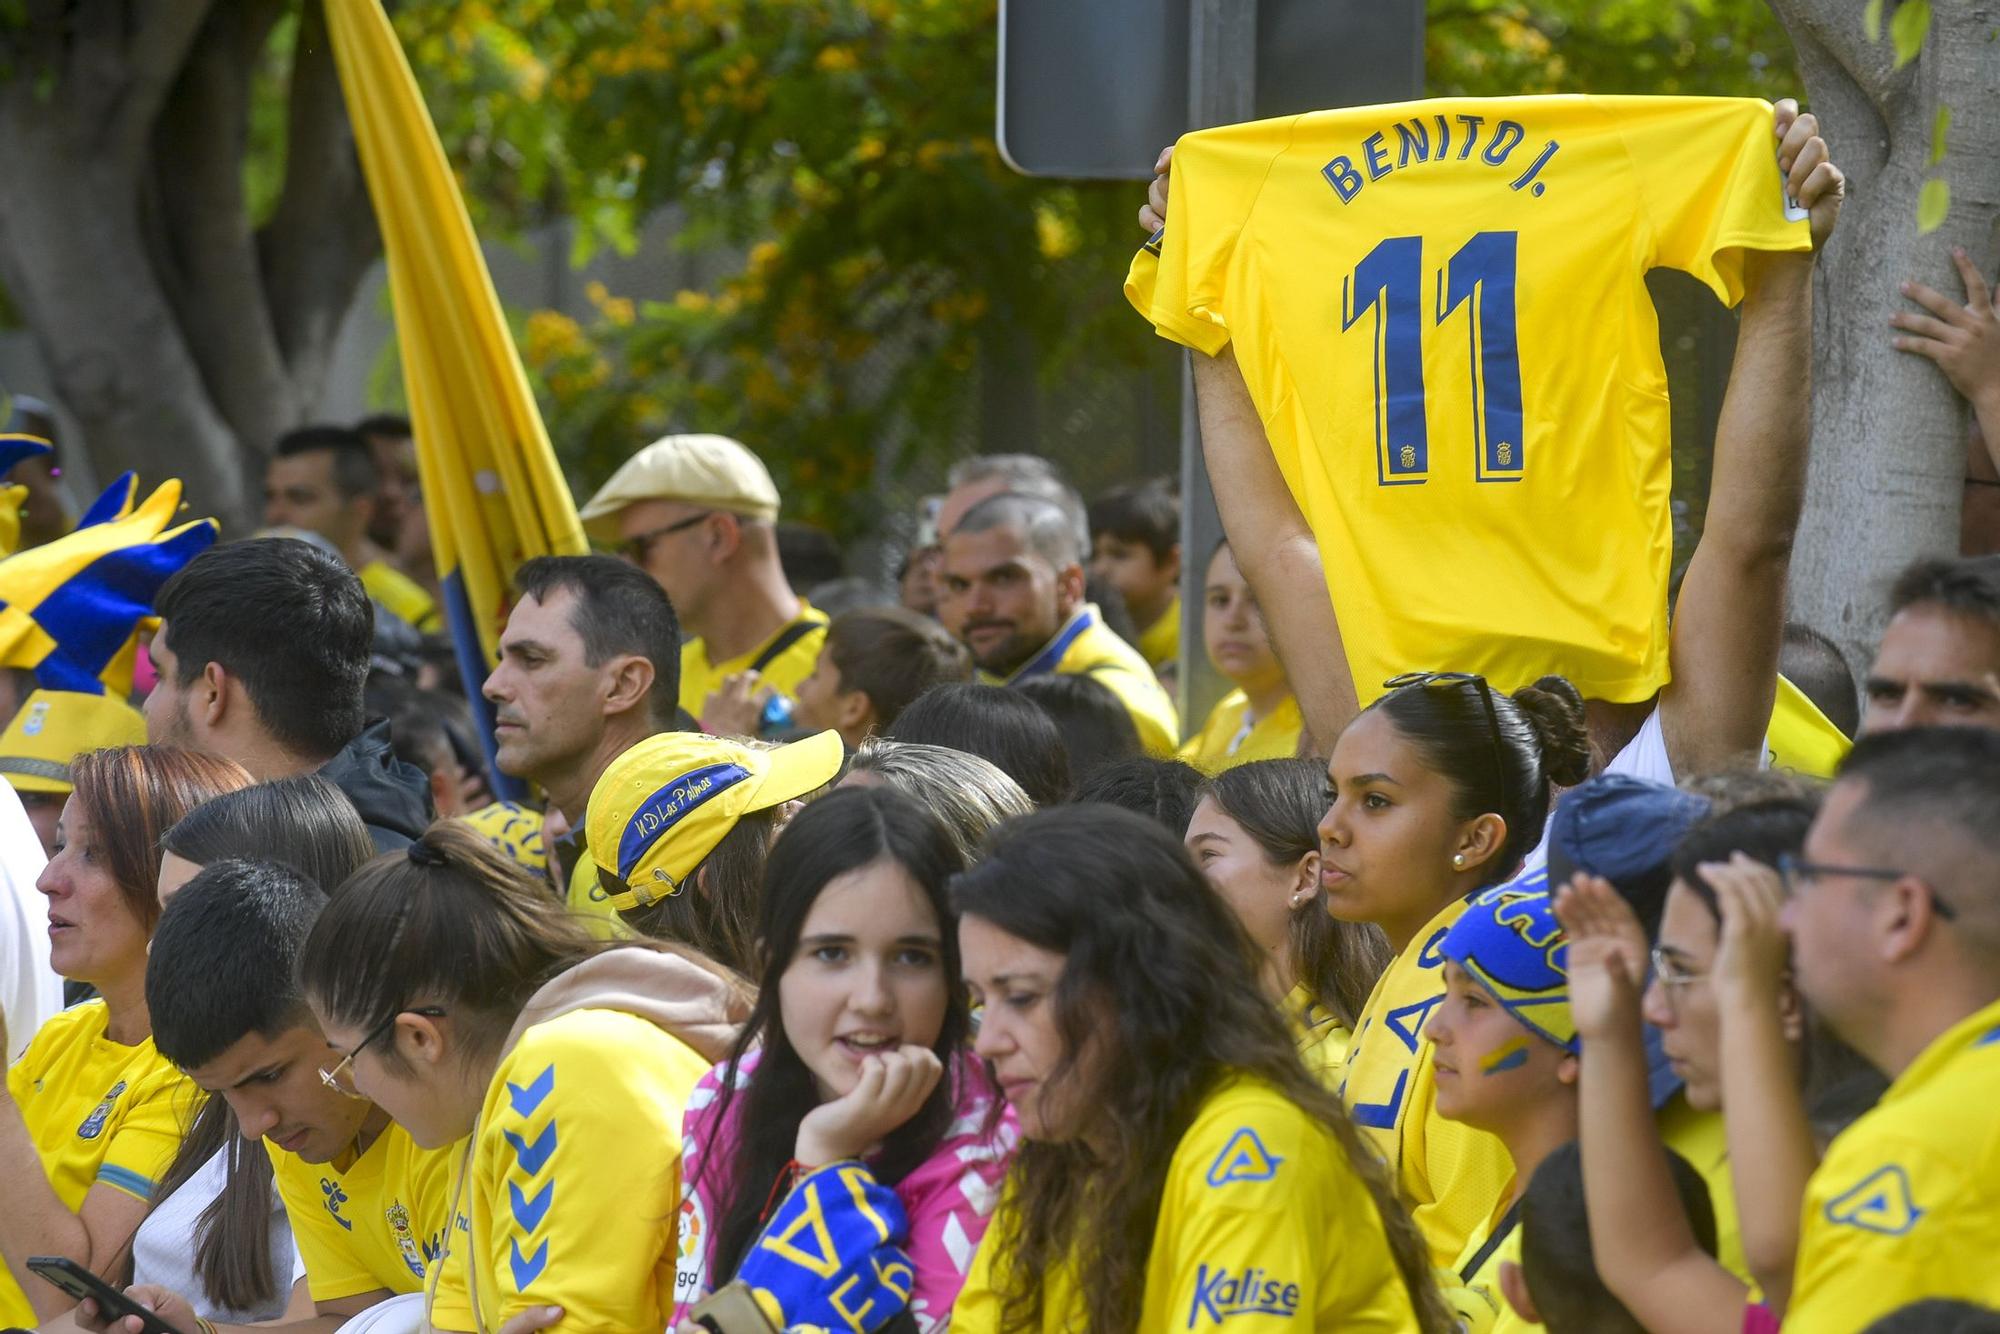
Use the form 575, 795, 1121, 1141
1137, 595, 1181, 673
1785, 998, 2000, 1331
1765, 675, 1850, 779
1286, 982, 1352, 1090
1340, 895, 1513, 1268
680, 604, 828, 723
986, 605, 1181, 756
1655, 1091, 1749, 1284
444, 1007, 710, 1332
1181, 690, 1305, 773
1127, 96, 1810, 705
361, 559, 442, 634
269, 1120, 456, 1302
953, 1075, 1421, 1331
1, 1001, 194, 1327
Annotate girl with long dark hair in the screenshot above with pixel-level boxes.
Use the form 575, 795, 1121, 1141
672, 786, 1012, 1331
1186, 757, 1390, 1081
1318, 672, 1590, 1268
950, 804, 1451, 1333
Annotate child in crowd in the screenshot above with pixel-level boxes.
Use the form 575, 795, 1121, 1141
673, 786, 1013, 1330
1320, 672, 1589, 1267
1087, 478, 1181, 680
1185, 757, 1389, 1081
839, 739, 1033, 864
792, 607, 971, 750
950, 804, 1452, 1331
1179, 540, 1304, 772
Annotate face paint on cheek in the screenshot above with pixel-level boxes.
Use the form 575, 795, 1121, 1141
1479, 1036, 1532, 1076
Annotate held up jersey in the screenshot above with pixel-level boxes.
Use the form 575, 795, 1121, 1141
1127, 96, 1810, 703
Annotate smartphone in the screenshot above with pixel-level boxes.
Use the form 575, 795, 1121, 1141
25, 1257, 184, 1334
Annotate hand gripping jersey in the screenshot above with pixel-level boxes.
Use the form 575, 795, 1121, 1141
1127, 96, 1810, 703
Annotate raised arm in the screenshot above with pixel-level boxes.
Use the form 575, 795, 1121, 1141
1192, 347, 1361, 749
1707, 855, 1817, 1313
1660, 99, 1843, 776
1555, 876, 1748, 1334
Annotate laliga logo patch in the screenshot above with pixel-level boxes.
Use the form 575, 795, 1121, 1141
1187, 1265, 1301, 1326
675, 1190, 708, 1302
76, 1080, 125, 1139
1825, 1165, 1922, 1237
1206, 1127, 1282, 1188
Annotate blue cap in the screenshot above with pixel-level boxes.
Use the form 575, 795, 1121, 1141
1545, 774, 1709, 934
1441, 866, 1577, 1054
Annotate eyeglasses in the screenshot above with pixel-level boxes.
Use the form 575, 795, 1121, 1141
1777, 854, 1951, 921
1382, 671, 1508, 794
1649, 944, 1706, 991
319, 1006, 449, 1098
619, 510, 714, 563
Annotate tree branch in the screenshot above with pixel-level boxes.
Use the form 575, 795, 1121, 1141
106, 0, 216, 168
258, 0, 382, 404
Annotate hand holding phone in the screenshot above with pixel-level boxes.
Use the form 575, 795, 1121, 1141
24, 1258, 186, 1334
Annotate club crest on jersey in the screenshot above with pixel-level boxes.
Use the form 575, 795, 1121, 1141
76, 1080, 125, 1139
1206, 1128, 1283, 1187
387, 1202, 426, 1279
1826, 1165, 1922, 1237
1188, 1265, 1301, 1326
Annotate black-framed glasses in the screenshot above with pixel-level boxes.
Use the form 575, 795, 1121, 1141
319, 1006, 449, 1098
1777, 854, 1951, 921
619, 510, 714, 563
1383, 671, 1507, 793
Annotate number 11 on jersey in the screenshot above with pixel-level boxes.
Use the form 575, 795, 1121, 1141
1342, 230, 1525, 486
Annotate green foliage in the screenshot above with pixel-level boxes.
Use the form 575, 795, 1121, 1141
1917, 177, 1950, 234
1427, 0, 1797, 99
1931, 105, 1950, 166
1890, 0, 1931, 67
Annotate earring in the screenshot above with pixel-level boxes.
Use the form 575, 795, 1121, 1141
1452, 853, 1467, 870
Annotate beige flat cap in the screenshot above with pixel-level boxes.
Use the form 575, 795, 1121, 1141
578, 433, 781, 539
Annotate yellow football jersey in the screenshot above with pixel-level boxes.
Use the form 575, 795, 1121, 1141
953, 1076, 1421, 1331
1137, 595, 1182, 673
1442, 1200, 1535, 1334
1765, 674, 1850, 779
982, 604, 1181, 756
1, 1001, 195, 1327
1340, 894, 1514, 1268
1180, 690, 1305, 772
680, 605, 828, 723
1286, 981, 1352, 1090
269, 1119, 455, 1302
1785, 998, 2000, 1331
448, 1007, 710, 1331
1127, 96, 1810, 704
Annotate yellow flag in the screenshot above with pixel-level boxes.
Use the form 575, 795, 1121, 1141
324, 0, 586, 786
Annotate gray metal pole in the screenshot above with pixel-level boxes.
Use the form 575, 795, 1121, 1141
1177, 0, 1258, 741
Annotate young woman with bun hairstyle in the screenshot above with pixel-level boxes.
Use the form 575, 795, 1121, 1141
950, 804, 1452, 1333
295, 821, 749, 1332
1186, 757, 1391, 1082
672, 785, 1013, 1331
1318, 672, 1590, 1268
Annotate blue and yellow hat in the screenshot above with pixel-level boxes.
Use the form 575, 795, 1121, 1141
586, 729, 843, 911
1440, 867, 1577, 1054
0, 688, 148, 795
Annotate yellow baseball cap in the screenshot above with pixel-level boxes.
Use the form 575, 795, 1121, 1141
0, 689, 149, 794
578, 434, 782, 541
586, 729, 843, 911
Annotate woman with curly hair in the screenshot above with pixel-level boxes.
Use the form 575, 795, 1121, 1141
949, 804, 1451, 1333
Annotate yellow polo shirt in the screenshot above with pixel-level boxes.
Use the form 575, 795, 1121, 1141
953, 1076, 1421, 1331
1180, 691, 1305, 772
1785, 997, 2000, 1330
2, 1001, 194, 1327
1340, 894, 1513, 1268
988, 605, 1180, 756
269, 1120, 456, 1302
680, 604, 828, 725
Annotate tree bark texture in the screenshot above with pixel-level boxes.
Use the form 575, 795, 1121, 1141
1766, 0, 2000, 672
0, 1, 378, 528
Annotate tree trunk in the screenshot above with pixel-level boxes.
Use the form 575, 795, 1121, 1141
0, 1, 379, 531
1767, 0, 2000, 672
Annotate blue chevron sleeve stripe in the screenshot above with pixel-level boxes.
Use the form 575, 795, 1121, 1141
510, 1178, 554, 1233
506, 1064, 554, 1116
502, 1121, 558, 1176
509, 1236, 550, 1289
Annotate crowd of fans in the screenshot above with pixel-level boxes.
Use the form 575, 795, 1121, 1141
0, 94, 1996, 1334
